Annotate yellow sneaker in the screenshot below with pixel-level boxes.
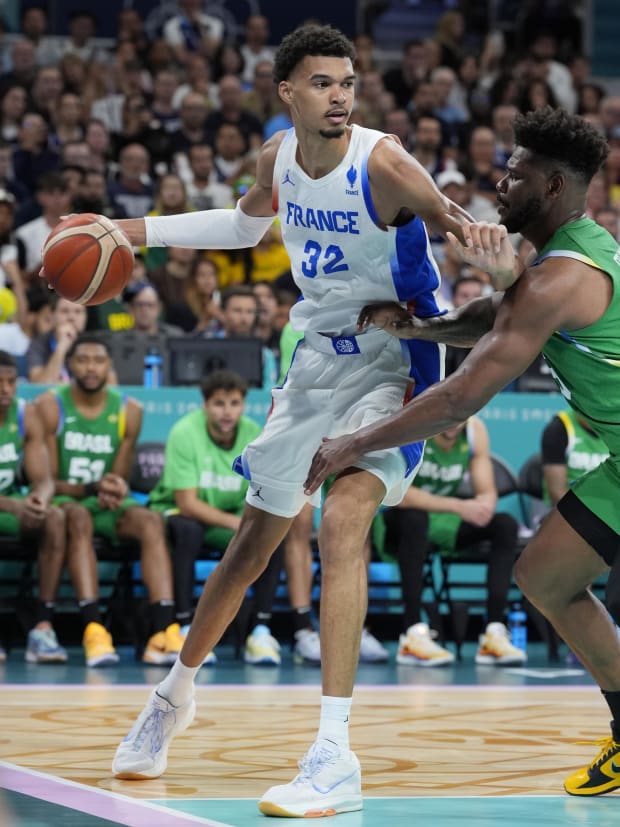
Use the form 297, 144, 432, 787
475, 622, 527, 666
396, 622, 455, 667
143, 623, 183, 665
83, 622, 119, 667
565, 735, 620, 796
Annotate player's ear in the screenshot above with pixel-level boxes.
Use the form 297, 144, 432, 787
548, 172, 564, 198
279, 81, 293, 105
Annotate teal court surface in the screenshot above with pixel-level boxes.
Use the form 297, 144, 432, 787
1, 642, 618, 827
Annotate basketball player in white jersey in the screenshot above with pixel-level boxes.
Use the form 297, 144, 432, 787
111, 24, 516, 817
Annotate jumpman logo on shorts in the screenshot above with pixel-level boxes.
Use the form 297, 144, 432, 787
252, 486, 265, 502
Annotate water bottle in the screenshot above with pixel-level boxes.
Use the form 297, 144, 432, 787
508, 603, 528, 652
143, 346, 163, 388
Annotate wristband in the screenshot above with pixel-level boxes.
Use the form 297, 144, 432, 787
84, 482, 98, 497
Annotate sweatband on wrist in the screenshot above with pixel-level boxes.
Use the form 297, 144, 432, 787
145, 203, 275, 249
84, 482, 98, 497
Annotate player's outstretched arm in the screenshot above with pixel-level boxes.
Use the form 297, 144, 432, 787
358, 293, 502, 345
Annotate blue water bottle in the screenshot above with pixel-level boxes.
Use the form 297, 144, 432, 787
143, 346, 163, 388
508, 603, 528, 652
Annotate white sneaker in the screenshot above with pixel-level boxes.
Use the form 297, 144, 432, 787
475, 622, 528, 665
396, 622, 455, 667
244, 624, 281, 665
359, 628, 389, 663
293, 628, 321, 665
258, 738, 362, 817
112, 689, 196, 779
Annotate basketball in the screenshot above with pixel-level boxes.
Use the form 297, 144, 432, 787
41, 213, 134, 306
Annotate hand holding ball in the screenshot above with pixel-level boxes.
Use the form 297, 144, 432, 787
41, 214, 134, 305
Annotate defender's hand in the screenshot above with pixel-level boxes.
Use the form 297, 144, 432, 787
304, 435, 361, 495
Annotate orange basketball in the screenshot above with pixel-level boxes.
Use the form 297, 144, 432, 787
42, 213, 134, 306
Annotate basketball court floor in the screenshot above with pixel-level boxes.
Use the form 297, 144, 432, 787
1, 641, 618, 827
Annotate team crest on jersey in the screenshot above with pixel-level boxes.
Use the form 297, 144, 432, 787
345, 165, 358, 196
331, 336, 361, 355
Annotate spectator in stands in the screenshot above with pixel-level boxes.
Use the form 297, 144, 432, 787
163, 0, 225, 65
253, 281, 280, 354
464, 125, 505, 203
382, 39, 430, 109
72, 168, 127, 220
30, 66, 64, 126
412, 115, 453, 179
12, 114, 60, 199
107, 143, 154, 219
206, 285, 277, 391
205, 74, 264, 152
84, 118, 111, 173
0, 141, 28, 207
169, 92, 211, 159
161, 254, 222, 334
50, 92, 85, 151
382, 416, 524, 667
0, 86, 28, 146
59, 52, 87, 98
149, 369, 284, 664
183, 143, 233, 210
443, 275, 486, 376
61, 10, 105, 65
491, 104, 518, 167
0, 284, 52, 375
123, 282, 184, 338
517, 78, 559, 115
27, 295, 91, 385
430, 66, 469, 126
0, 39, 37, 100
212, 122, 250, 186
15, 172, 70, 280
0, 350, 66, 663
171, 54, 218, 111
143, 173, 192, 270
433, 10, 467, 72
242, 60, 285, 126
240, 15, 275, 87
20, 5, 62, 67
150, 69, 182, 134
355, 70, 394, 131
526, 31, 577, 113
36, 334, 182, 665
382, 108, 415, 153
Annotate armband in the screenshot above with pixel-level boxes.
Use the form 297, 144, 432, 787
145, 203, 275, 250
84, 482, 98, 497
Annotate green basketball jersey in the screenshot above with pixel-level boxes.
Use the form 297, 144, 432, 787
55, 385, 126, 484
415, 422, 472, 497
0, 398, 25, 495
539, 217, 620, 455
556, 409, 609, 486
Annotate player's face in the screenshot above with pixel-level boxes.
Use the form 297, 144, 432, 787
70, 344, 110, 393
0, 366, 17, 411
204, 389, 244, 442
280, 55, 355, 140
496, 147, 548, 234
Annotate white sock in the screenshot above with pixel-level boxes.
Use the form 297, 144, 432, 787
157, 657, 199, 707
317, 695, 352, 750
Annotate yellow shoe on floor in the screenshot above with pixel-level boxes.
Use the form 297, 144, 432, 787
396, 622, 455, 667
475, 622, 527, 666
565, 735, 620, 796
143, 623, 184, 665
83, 622, 119, 668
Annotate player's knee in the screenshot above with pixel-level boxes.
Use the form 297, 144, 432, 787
65, 503, 93, 535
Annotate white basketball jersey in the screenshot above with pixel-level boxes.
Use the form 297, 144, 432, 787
272, 124, 443, 336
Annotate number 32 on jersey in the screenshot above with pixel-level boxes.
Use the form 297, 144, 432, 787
301, 241, 348, 278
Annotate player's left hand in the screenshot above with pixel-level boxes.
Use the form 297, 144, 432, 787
304, 435, 361, 495
446, 221, 517, 290
358, 302, 423, 338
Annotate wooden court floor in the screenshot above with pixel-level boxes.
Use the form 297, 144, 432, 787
1, 663, 619, 826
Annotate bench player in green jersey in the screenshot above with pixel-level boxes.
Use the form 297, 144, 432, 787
306, 107, 620, 796
0, 350, 67, 663
36, 334, 181, 667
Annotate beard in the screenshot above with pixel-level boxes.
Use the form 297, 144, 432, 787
319, 127, 346, 139
501, 195, 544, 234
74, 375, 107, 395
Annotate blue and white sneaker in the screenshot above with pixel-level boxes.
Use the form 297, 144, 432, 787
25, 627, 68, 663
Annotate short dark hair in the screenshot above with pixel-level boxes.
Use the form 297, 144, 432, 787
26, 285, 51, 313
67, 333, 110, 361
0, 350, 17, 371
273, 24, 355, 83
221, 284, 257, 309
513, 107, 609, 185
200, 369, 248, 401
36, 170, 69, 194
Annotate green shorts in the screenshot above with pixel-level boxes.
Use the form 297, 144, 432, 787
53, 495, 140, 542
0, 492, 25, 537
428, 512, 461, 556
156, 506, 238, 553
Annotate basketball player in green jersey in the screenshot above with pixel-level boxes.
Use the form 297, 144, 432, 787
306, 107, 620, 795
0, 350, 67, 663
36, 334, 182, 667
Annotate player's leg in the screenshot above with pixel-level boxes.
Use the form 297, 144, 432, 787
284, 504, 321, 663
114, 505, 180, 664
258, 470, 381, 817
514, 502, 620, 795
113, 503, 292, 779
24, 505, 68, 663
63, 501, 119, 667
244, 541, 285, 665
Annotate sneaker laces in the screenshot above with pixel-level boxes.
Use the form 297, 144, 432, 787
129, 697, 172, 754
574, 736, 619, 769
296, 741, 338, 783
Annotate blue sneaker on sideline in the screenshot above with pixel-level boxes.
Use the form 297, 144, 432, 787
25, 627, 68, 663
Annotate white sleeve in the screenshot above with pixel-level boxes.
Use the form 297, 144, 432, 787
144, 203, 275, 249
